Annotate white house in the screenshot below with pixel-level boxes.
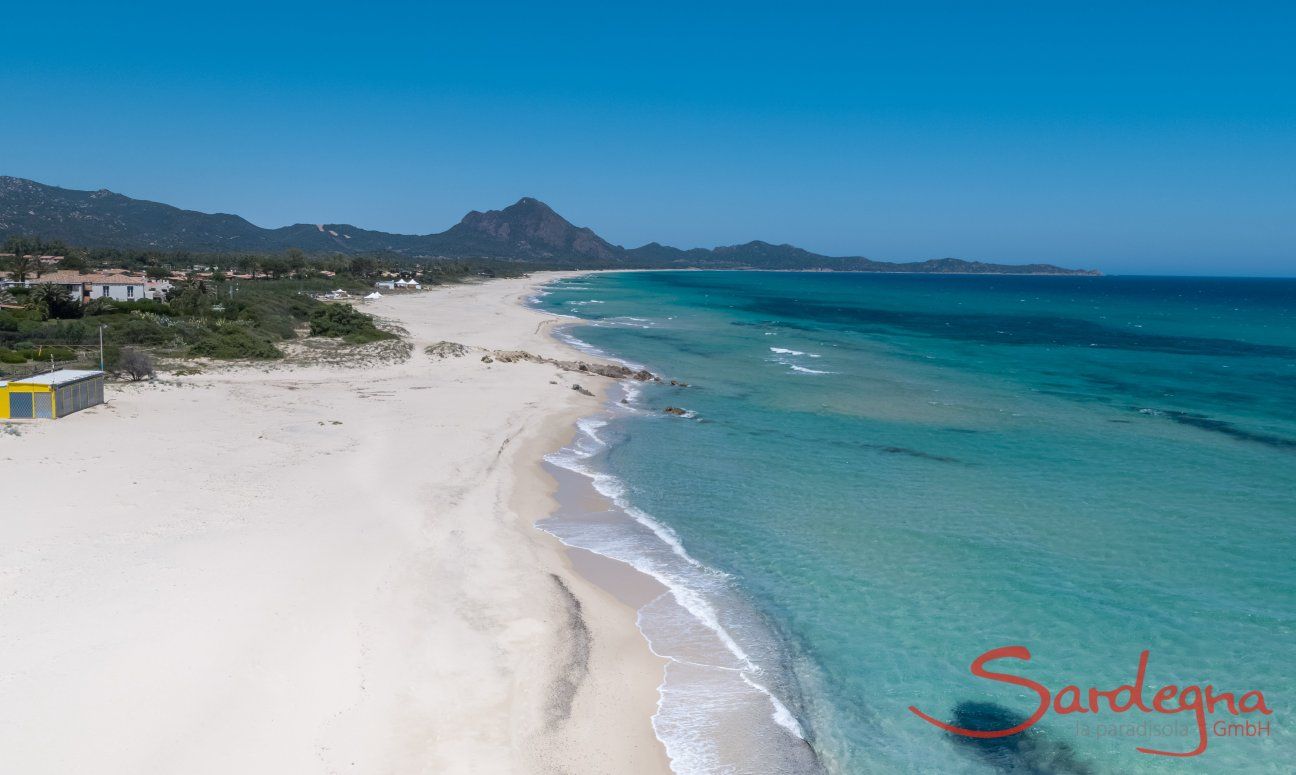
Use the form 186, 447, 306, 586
374, 280, 396, 290
22, 271, 149, 303
147, 278, 173, 300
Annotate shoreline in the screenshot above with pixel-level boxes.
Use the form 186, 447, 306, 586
530, 285, 822, 774
499, 311, 674, 773
0, 272, 671, 774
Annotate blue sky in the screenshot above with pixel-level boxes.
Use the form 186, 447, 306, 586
3, 1, 1293, 275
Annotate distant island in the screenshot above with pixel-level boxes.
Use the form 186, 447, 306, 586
0, 176, 1098, 275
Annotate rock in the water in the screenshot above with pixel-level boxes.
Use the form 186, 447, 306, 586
663, 406, 688, 416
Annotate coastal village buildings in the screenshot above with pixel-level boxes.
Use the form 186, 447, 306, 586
374, 278, 422, 290
0, 270, 166, 302
36, 271, 148, 302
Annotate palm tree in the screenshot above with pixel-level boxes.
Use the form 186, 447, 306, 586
4, 235, 36, 282
26, 282, 76, 320
10, 253, 33, 282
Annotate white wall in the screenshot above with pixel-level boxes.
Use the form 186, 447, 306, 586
87, 284, 146, 301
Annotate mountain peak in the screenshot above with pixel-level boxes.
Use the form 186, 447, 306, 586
450, 197, 618, 261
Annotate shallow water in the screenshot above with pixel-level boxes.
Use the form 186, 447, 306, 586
533, 272, 1295, 773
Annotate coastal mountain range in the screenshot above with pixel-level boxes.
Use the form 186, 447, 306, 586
0, 176, 1098, 274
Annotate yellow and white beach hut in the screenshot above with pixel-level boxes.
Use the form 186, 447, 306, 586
0, 369, 105, 419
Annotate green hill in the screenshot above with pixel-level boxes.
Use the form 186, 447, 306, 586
0, 177, 1099, 274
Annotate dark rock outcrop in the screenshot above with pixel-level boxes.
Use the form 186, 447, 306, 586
486, 349, 660, 382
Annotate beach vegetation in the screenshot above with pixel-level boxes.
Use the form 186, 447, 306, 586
0, 275, 396, 373
25, 283, 83, 320
115, 348, 155, 381
307, 302, 393, 344
187, 324, 283, 359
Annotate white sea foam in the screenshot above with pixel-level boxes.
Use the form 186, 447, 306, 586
769, 347, 821, 358
765, 345, 834, 375
621, 381, 644, 404
554, 329, 609, 358
788, 364, 836, 375
743, 673, 807, 739
590, 316, 658, 329
542, 401, 814, 773
553, 326, 650, 371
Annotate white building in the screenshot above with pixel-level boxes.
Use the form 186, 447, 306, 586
374, 280, 396, 290
22, 271, 149, 303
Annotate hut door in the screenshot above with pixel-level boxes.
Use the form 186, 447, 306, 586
34, 393, 53, 419
9, 393, 33, 418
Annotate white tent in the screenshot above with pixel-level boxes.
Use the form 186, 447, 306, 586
365, 291, 383, 300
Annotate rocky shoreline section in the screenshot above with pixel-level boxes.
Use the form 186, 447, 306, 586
427, 340, 659, 382
426, 340, 701, 418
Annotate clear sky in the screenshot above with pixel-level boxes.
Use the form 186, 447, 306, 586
3, 1, 1293, 275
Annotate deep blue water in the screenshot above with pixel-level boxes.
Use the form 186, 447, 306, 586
534, 272, 1295, 773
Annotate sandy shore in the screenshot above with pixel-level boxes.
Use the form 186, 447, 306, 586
0, 274, 671, 774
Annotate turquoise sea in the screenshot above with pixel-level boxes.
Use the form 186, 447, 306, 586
531, 271, 1294, 774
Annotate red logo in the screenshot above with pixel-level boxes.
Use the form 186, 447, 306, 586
909, 645, 1272, 758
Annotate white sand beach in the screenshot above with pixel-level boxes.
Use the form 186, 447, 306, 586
0, 275, 671, 774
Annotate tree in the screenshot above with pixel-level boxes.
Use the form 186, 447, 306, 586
4, 235, 35, 262
260, 256, 289, 279
116, 348, 155, 381
3, 236, 67, 274
59, 251, 89, 272
348, 256, 378, 278
26, 282, 82, 320
144, 265, 172, 280
7, 253, 33, 282
168, 282, 214, 316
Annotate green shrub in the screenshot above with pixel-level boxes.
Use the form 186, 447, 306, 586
188, 327, 282, 359
0, 349, 25, 363
107, 316, 173, 347
308, 303, 392, 344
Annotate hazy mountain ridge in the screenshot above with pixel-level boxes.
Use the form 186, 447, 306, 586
0, 177, 1098, 274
